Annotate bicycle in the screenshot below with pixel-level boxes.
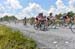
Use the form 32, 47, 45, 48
70, 20, 75, 33
55, 19, 75, 33
34, 20, 48, 31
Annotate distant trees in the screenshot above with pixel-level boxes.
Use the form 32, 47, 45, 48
56, 13, 63, 19
67, 11, 75, 17
9, 16, 17, 21
0, 11, 75, 23
29, 17, 35, 25
0, 15, 17, 22
56, 11, 75, 19
3, 15, 9, 21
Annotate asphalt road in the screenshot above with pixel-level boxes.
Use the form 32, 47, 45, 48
1, 22, 75, 49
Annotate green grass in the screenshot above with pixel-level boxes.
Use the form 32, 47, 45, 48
0, 25, 37, 49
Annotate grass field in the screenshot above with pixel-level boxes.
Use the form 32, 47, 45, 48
0, 25, 37, 49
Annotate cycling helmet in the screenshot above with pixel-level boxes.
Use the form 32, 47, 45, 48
49, 13, 52, 16
39, 13, 43, 16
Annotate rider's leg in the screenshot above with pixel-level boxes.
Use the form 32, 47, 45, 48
35, 20, 38, 27
44, 20, 48, 26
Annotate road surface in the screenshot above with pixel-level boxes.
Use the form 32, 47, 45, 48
1, 22, 75, 49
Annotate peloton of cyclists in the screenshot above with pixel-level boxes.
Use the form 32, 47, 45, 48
34, 12, 75, 29
35, 12, 56, 27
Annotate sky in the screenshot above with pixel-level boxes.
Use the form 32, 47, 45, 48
0, 0, 75, 19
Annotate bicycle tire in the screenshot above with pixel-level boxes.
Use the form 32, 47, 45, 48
40, 24, 45, 31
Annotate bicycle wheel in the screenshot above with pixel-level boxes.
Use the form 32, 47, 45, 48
70, 23, 75, 33
40, 24, 45, 31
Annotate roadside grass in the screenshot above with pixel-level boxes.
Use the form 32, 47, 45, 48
0, 25, 37, 49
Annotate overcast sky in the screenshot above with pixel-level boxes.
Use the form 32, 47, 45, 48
0, 0, 75, 19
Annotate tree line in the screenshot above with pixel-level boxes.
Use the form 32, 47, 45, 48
54, 11, 75, 19
0, 11, 75, 23
0, 15, 17, 21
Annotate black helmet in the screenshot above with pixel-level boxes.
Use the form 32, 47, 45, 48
49, 13, 52, 16
39, 13, 43, 16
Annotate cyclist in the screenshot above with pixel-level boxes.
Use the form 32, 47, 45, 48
43, 16, 48, 26
47, 13, 55, 26
62, 14, 71, 27
23, 17, 27, 25
35, 13, 47, 28
65, 15, 71, 24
